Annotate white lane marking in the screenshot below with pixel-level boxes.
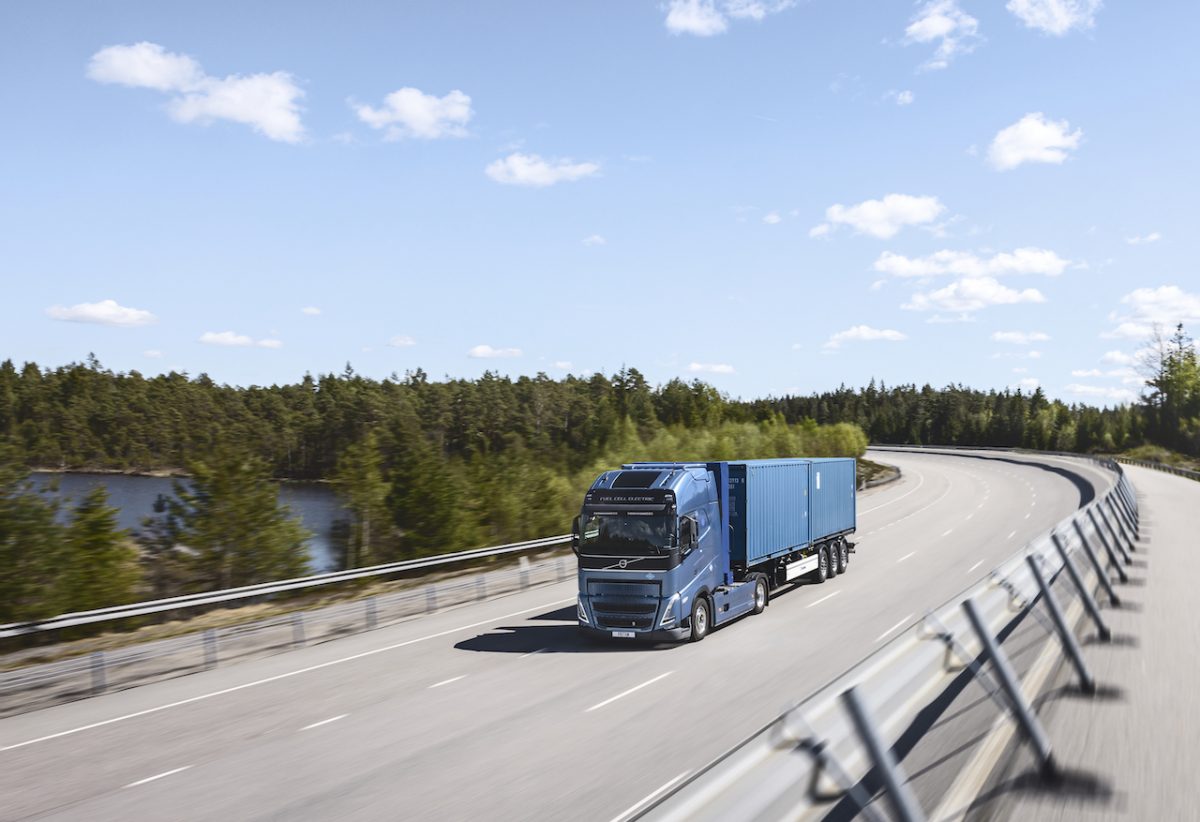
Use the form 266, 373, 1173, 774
941, 529, 953, 537
607, 770, 691, 822
586, 672, 674, 713
966, 560, 984, 574
301, 714, 347, 731
966, 512, 975, 520
1007, 530, 1017, 540
429, 675, 466, 689
876, 614, 913, 642
518, 648, 547, 659
807, 590, 842, 608
1, 597, 574, 753
858, 465, 926, 515
1024, 513, 1031, 519
125, 766, 191, 788
897, 552, 916, 563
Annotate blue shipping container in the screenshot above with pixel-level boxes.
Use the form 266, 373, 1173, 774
728, 459, 811, 566
806, 458, 857, 542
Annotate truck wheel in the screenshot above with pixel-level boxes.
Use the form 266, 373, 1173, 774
836, 540, 849, 574
752, 575, 768, 615
689, 597, 710, 642
811, 548, 829, 584
826, 543, 839, 578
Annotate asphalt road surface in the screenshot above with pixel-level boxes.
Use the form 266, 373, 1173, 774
0, 449, 1114, 822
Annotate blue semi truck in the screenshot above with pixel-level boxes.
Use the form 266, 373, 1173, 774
572, 458, 857, 642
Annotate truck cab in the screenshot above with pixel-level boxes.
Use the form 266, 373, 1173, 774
574, 462, 756, 642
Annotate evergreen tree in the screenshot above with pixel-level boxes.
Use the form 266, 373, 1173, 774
60, 485, 140, 611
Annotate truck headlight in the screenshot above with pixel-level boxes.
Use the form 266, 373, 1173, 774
660, 593, 680, 627
577, 596, 590, 624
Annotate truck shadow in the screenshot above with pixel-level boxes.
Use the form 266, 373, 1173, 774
453, 605, 673, 654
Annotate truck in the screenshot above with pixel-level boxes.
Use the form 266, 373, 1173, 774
572, 458, 857, 642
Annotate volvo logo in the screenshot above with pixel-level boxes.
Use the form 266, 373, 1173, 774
618, 559, 628, 569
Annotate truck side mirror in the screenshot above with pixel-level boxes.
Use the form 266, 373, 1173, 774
571, 516, 581, 555
680, 517, 697, 553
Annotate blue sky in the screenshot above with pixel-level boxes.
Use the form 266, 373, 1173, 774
2, 0, 1197, 405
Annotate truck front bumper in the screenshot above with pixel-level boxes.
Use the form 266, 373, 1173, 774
579, 624, 691, 642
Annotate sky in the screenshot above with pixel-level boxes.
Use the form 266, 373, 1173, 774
2, 0, 1198, 406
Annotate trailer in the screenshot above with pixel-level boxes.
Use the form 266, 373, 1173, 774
573, 457, 857, 642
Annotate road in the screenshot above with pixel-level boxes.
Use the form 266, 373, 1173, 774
0, 449, 1113, 821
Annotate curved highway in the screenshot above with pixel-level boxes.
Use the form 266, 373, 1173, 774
0, 450, 1115, 821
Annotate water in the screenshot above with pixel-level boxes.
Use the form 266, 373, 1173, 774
30, 473, 345, 572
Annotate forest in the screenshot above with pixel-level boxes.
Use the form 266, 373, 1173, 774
0, 324, 1196, 621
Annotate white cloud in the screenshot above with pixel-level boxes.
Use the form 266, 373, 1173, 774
817, 194, 945, 239
904, 1, 981, 71
665, 0, 728, 35
1013, 377, 1041, 391
763, 211, 782, 225
895, 90, 915, 106
870, 279, 887, 291
1126, 231, 1162, 245
992, 330, 1051, 345
1113, 285, 1200, 332
874, 247, 1070, 277
389, 335, 416, 348
143, 349, 163, 359
469, 344, 521, 359
664, 0, 794, 36
926, 313, 977, 324
687, 362, 736, 374
823, 325, 908, 350
1007, 0, 1101, 36
1065, 384, 1136, 403
552, 360, 572, 370
353, 88, 472, 140
485, 153, 600, 187
582, 234, 607, 246
1102, 322, 1154, 340
1101, 350, 1135, 366
904, 277, 1046, 312
88, 42, 304, 143
200, 331, 281, 348
988, 112, 1082, 171
1071, 368, 1103, 377
47, 299, 157, 327
301, 306, 321, 316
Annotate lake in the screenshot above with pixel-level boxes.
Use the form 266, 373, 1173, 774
31, 473, 345, 572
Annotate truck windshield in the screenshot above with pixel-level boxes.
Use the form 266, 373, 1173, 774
580, 513, 673, 556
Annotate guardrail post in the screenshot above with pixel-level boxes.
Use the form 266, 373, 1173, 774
840, 686, 926, 822
1116, 480, 1139, 532
1108, 495, 1138, 545
89, 651, 107, 696
425, 585, 437, 614
962, 598, 1056, 777
1026, 556, 1095, 693
476, 575, 487, 601
291, 612, 306, 648
519, 556, 531, 590
1052, 533, 1111, 640
1089, 508, 1130, 566
557, 556, 568, 582
365, 597, 378, 630
1104, 497, 1136, 552
1097, 505, 1131, 562
1072, 518, 1126, 591
203, 629, 218, 670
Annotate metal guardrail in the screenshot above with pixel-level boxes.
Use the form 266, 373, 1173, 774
0, 533, 570, 639
643, 451, 1139, 821
1113, 456, 1200, 481
0, 553, 577, 718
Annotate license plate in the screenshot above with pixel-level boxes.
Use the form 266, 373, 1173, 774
611, 631, 635, 639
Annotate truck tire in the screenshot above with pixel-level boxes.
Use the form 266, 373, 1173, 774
752, 575, 768, 615
826, 542, 839, 578
810, 547, 829, 584
836, 539, 849, 574
689, 596, 710, 642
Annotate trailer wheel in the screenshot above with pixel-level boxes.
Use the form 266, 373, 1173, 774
752, 575, 768, 615
810, 547, 829, 584
826, 543, 839, 578
836, 539, 849, 574
689, 597, 710, 642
